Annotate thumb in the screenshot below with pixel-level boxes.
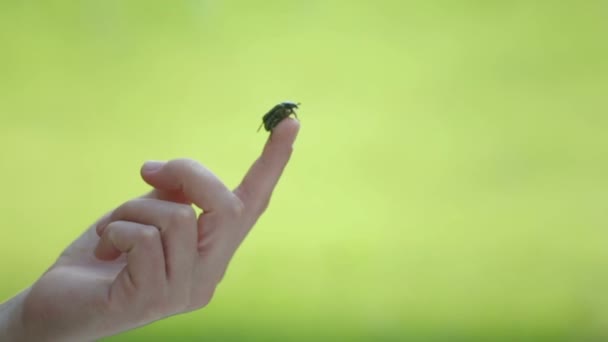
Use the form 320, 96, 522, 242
140, 160, 167, 185
141, 160, 165, 172
140, 160, 191, 204
140, 158, 234, 212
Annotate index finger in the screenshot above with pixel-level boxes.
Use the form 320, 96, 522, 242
234, 118, 300, 215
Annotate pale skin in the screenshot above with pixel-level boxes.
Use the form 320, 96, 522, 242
0, 119, 300, 341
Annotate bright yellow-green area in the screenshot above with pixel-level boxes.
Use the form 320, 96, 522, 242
1, 1, 607, 341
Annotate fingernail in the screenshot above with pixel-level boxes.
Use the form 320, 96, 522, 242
142, 160, 164, 172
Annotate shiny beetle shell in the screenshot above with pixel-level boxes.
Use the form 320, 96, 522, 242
257, 101, 300, 132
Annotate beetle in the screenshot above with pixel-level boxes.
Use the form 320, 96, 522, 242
257, 101, 300, 132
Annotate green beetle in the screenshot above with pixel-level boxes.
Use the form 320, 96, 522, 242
257, 101, 300, 132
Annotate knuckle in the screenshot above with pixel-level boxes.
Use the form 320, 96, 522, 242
171, 291, 191, 312
146, 288, 189, 317
145, 296, 171, 319
255, 195, 271, 217
276, 144, 294, 159
172, 158, 202, 173
168, 205, 197, 226
225, 196, 245, 217
185, 158, 203, 169
104, 220, 119, 233
168, 299, 189, 315
137, 226, 160, 244
260, 196, 271, 213
193, 285, 216, 309
111, 199, 141, 220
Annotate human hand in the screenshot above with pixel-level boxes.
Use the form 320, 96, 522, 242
1, 119, 299, 341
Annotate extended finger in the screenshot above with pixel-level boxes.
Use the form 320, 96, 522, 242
235, 118, 299, 216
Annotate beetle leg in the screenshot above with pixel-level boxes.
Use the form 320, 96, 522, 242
257, 121, 264, 132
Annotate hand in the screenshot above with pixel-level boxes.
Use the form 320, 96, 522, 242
1, 119, 299, 341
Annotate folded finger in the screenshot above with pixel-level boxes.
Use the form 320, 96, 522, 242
99, 198, 198, 284
94, 220, 166, 289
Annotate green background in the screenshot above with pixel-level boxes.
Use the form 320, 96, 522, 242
1, 1, 607, 340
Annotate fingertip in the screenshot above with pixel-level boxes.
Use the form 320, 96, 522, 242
140, 160, 170, 189
266, 118, 300, 148
141, 160, 165, 177
93, 238, 121, 261
95, 223, 104, 237
95, 213, 111, 237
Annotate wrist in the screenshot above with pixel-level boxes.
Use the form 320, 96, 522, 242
0, 288, 28, 341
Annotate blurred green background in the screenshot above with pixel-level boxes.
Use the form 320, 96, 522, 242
1, 1, 607, 341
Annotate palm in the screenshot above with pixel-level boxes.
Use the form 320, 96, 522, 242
23, 222, 134, 339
